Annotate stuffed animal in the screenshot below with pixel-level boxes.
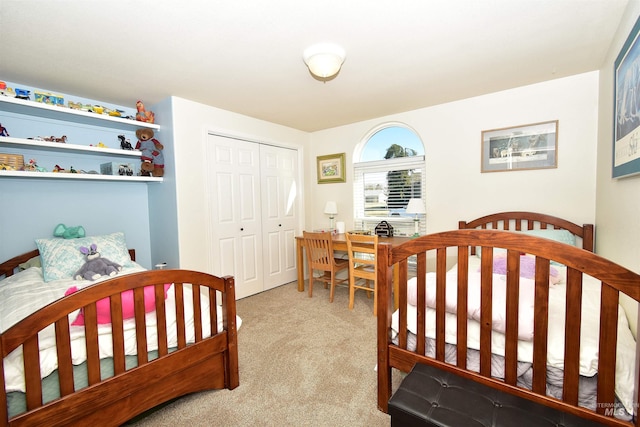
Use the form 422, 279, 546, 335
74, 243, 122, 281
53, 223, 86, 239
135, 128, 164, 177
135, 100, 155, 123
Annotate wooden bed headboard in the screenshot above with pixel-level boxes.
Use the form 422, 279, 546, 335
0, 248, 137, 279
458, 211, 594, 252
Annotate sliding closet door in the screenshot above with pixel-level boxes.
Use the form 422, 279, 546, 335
260, 144, 298, 290
205, 134, 263, 299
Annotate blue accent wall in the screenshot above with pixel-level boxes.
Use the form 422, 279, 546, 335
0, 178, 153, 268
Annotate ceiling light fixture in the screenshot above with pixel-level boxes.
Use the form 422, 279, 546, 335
303, 43, 346, 80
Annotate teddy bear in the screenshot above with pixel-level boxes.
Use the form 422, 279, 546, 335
135, 128, 164, 177
73, 243, 122, 281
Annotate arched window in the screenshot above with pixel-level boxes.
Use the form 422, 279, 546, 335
353, 124, 426, 236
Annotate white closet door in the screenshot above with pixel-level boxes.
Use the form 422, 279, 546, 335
260, 144, 299, 290
205, 134, 263, 299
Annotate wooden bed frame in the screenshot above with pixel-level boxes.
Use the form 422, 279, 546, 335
376, 212, 639, 426
0, 249, 239, 426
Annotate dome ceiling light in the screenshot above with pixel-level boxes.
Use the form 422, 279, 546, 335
303, 43, 346, 80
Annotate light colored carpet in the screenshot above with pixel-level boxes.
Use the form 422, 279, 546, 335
127, 280, 402, 427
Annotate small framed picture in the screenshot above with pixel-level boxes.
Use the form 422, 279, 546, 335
317, 153, 346, 183
481, 120, 558, 173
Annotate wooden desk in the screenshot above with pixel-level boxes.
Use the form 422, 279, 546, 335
295, 233, 412, 308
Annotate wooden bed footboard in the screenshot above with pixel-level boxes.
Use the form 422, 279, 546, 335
376, 229, 640, 426
0, 269, 239, 426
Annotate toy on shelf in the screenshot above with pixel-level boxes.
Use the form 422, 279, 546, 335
106, 108, 124, 117
15, 88, 31, 100
34, 91, 64, 107
90, 142, 107, 148
23, 159, 46, 172
0, 164, 16, 171
118, 134, 133, 150
135, 128, 164, 177
0, 123, 9, 137
135, 100, 155, 123
28, 135, 67, 143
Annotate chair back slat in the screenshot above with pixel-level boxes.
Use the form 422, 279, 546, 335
303, 231, 349, 302
346, 233, 379, 314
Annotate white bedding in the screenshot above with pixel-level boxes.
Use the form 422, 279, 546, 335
395, 255, 637, 415
0, 265, 242, 393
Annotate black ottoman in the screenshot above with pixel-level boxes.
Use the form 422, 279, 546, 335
388, 363, 606, 427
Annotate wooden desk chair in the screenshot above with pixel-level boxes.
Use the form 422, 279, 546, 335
303, 231, 349, 302
345, 233, 379, 314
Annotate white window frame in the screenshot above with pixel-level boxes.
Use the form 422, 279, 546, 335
353, 155, 426, 237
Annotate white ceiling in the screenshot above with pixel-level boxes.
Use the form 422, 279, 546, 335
0, 0, 630, 132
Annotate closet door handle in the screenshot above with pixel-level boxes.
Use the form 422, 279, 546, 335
240, 227, 244, 231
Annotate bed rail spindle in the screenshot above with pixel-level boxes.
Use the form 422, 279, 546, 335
503, 250, 520, 385
54, 318, 74, 396
23, 335, 42, 410
109, 293, 126, 374
479, 247, 494, 376
192, 284, 203, 342
83, 304, 101, 385
133, 287, 149, 366
562, 267, 583, 405
416, 253, 427, 357
456, 246, 469, 369
434, 249, 446, 361
398, 259, 409, 350
174, 283, 187, 349
595, 283, 619, 415
155, 283, 169, 356
531, 256, 550, 394
209, 288, 218, 336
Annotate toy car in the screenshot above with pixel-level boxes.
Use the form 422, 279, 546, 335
15, 88, 31, 100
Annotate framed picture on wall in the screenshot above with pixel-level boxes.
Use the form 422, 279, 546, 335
317, 153, 346, 183
481, 120, 558, 173
613, 16, 640, 179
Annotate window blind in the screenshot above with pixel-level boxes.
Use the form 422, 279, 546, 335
353, 155, 426, 236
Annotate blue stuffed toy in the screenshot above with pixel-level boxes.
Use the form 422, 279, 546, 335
74, 243, 122, 281
53, 223, 86, 239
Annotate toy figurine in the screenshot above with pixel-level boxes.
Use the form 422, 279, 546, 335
0, 123, 9, 137
135, 100, 155, 123
24, 159, 46, 172
118, 134, 133, 150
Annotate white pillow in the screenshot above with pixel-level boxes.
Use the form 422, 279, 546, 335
35, 232, 134, 282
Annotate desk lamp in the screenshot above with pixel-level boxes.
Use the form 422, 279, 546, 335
324, 201, 338, 231
406, 199, 425, 237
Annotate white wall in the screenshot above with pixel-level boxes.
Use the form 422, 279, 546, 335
596, 1, 640, 335
153, 96, 309, 272
308, 72, 599, 234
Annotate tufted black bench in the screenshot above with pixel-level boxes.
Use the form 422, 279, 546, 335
388, 363, 606, 427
